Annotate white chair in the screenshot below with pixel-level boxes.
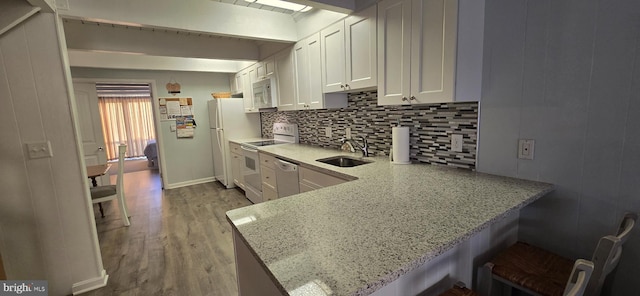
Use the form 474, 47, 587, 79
483, 213, 637, 296
90, 144, 130, 226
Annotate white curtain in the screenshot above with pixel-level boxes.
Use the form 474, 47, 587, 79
98, 96, 156, 160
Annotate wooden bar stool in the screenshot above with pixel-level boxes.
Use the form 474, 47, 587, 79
482, 213, 637, 296
439, 282, 479, 296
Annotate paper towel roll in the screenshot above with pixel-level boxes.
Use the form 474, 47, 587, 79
392, 127, 411, 164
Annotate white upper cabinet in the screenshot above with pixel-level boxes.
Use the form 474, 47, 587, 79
320, 21, 346, 93
264, 57, 276, 77
275, 46, 297, 111
233, 71, 244, 95
244, 64, 259, 113
295, 33, 347, 110
255, 61, 266, 80
345, 4, 377, 90
321, 5, 378, 93
256, 57, 275, 80
378, 0, 459, 105
230, 73, 238, 94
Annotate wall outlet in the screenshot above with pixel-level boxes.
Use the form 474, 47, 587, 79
325, 126, 332, 138
451, 134, 463, 152
518, 139, 535, 160
26, 141, 53, 159
170, 123, 176, 131
345, 127, 351, 139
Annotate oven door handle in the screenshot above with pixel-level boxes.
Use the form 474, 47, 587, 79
241, 145, 258, 153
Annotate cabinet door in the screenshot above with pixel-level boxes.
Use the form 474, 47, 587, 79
264, 57, 276, 77
307, 34, 325, 109
255, 61, 266, 80
275, 46, 297, 111
235, 72, 244, 95
345, 4, 377, 90
320, 21, 346, 93
230, 73, 238, 94
240, 69, 255, 112
377, 0, 412, 105
231, 152, 244, 189
247, 64, 260, 113
293, 39, 310, 109
410, 0, 458, 103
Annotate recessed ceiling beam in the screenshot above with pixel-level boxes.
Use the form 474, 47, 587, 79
63, 20, 262, 61
68, 50, 255, 73
59, 0, 298, 43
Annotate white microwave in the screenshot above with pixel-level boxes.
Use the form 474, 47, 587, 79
252, 77, 277, 110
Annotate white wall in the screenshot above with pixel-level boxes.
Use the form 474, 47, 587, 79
71, 68, 232, 188
0, 12, 105, 295
477, 0, 640, 294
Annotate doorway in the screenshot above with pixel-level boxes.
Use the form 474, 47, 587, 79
73, 80, 164, 188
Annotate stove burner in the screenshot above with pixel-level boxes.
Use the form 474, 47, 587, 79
243, 140, 287, 147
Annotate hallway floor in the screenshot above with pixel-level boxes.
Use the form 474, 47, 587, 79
85, 170, 252, 295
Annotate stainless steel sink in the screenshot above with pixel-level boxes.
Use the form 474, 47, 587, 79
316, 156, 371, 167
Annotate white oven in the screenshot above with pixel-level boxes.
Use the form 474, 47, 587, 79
240, 145, 262, 204
240, 123, 299, 204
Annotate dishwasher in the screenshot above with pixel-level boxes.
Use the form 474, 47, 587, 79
273, 158, 300, 198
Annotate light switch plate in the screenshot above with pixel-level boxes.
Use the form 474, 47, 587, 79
325, 127, 332, 138
26, 141, 53, 159
451, 134, 463, 152
518, 139, 535, 160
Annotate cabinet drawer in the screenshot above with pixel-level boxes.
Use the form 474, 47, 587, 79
263, 186, 278, 202
259, 153, 276, 169
299, 166, 347, 188
261, 166, 277, 190
230, 142, 242, 154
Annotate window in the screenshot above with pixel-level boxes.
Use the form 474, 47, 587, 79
97, 83, 156, 160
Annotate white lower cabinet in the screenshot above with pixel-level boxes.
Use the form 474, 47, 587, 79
259, 152, 278, 201
298, 166, 348, 192
230, 142, 244, 189
261, 166, 277, 201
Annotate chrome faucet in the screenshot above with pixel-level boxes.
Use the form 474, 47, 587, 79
341, 136, 369, 157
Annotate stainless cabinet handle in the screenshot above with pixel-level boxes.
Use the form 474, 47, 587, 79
345, 84, 349, 88
340, 84, 345, 88
401, 97, 409, 101
98, 147, 104, 151
410, 96, 416, 101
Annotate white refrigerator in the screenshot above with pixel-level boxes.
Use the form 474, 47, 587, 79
208, 98, 260, 188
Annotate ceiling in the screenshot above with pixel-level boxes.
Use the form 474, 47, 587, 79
57, 0, 360, 72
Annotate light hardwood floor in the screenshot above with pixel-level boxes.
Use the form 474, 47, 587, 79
85, 170, 252, 296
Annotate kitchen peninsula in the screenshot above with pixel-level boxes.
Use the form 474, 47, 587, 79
226, 144, 553, 296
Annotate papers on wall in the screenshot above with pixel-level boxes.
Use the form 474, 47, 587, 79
159, 97, 193, 120
175, 116, 195, 138
159, 97, 196, 138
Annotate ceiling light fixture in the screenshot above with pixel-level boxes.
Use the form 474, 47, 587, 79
245, 0, 312, 12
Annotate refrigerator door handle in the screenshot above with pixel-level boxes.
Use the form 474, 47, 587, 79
217, 129, 225, 152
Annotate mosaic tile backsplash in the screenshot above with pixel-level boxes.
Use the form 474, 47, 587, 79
261, 92, 478, 170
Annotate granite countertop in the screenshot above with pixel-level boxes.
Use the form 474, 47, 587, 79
226, 143, 554, 296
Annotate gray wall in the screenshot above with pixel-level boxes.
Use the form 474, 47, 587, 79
71, 68, 231, 187
478, 0, 640, 294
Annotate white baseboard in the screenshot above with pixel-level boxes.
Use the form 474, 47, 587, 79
72, 269, 108, 295
164, 177, 215, 189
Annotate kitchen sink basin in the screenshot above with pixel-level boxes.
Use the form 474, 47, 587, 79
316, 156, 371, 167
